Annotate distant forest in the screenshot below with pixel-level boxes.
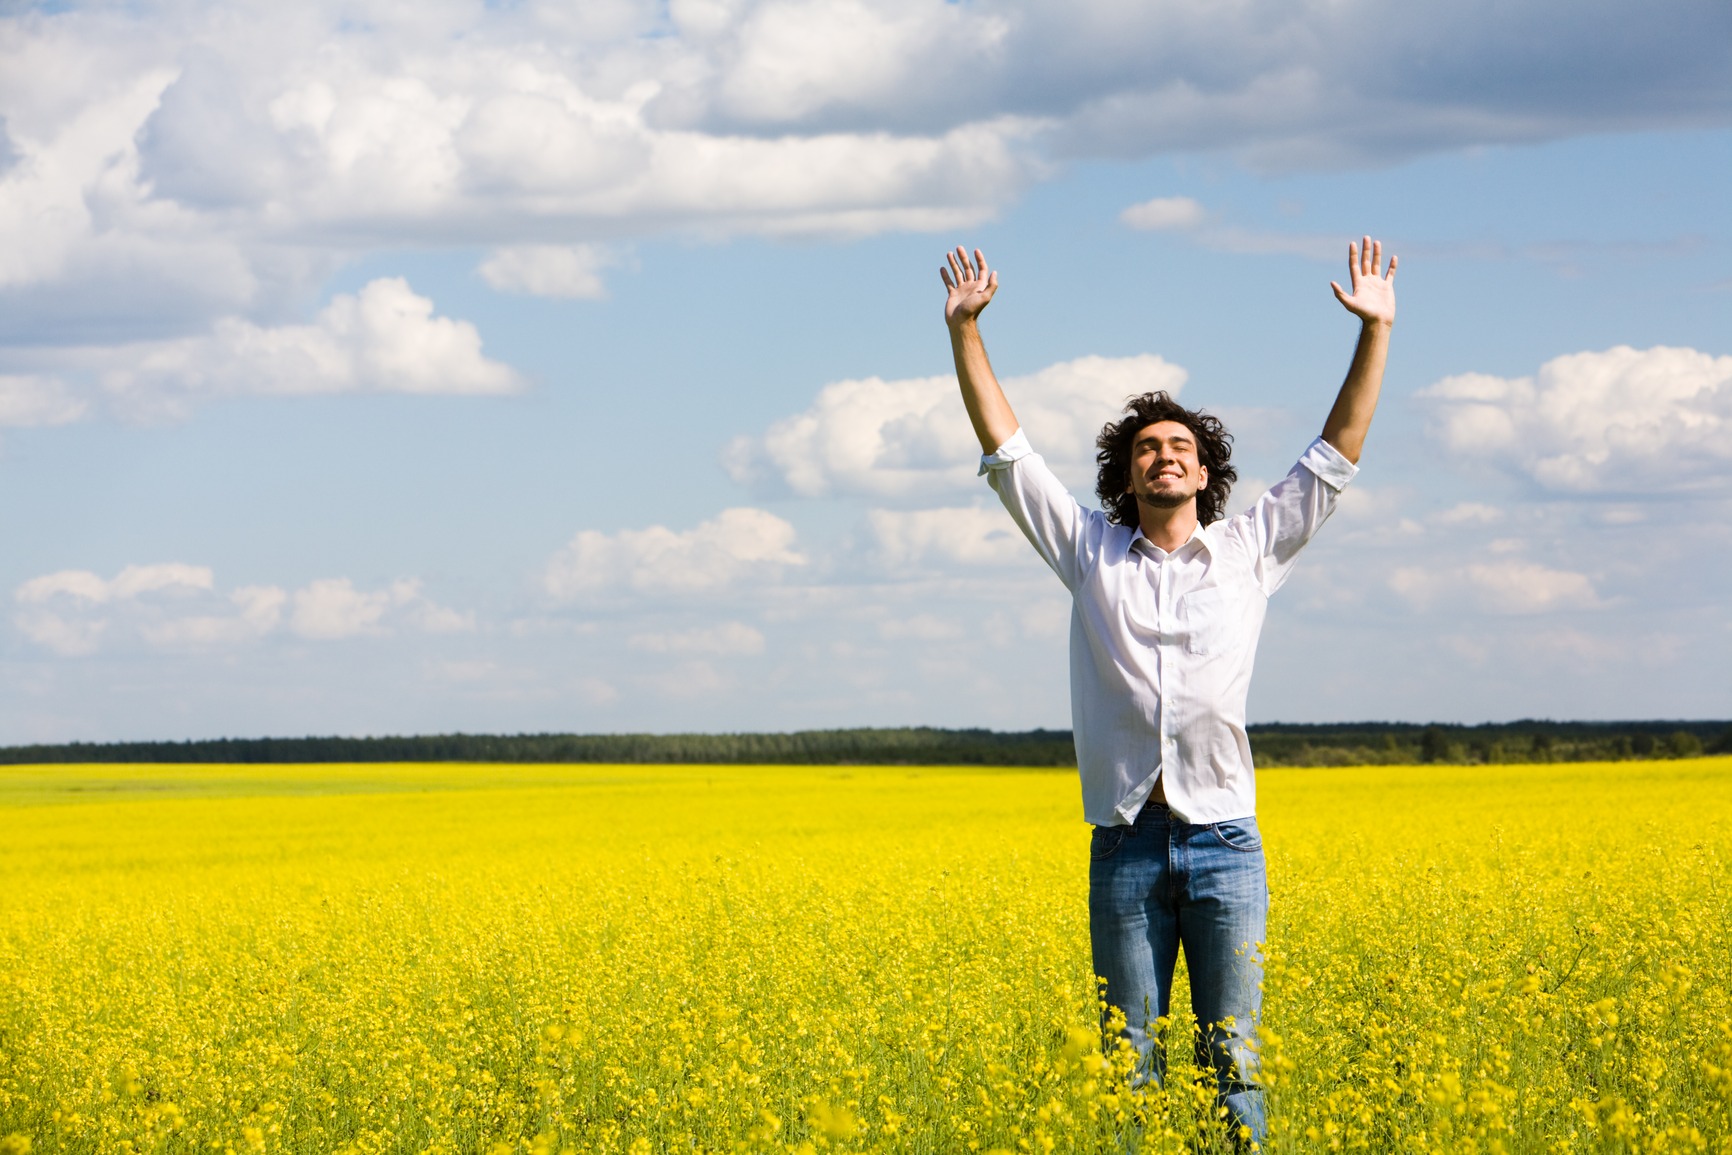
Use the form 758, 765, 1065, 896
1, 720, 1728, 767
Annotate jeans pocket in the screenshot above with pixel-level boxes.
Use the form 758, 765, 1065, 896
1090, 826, 1128, 862
1210, 818, 1263, 852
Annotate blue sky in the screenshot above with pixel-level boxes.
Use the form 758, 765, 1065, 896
0, 0, 1728, 742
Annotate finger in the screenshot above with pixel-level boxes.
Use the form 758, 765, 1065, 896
1371, 239, 1382, 277
940, 266, 955, 290
947, 249, 965, 282
987, 270, 998, 292
1361, 235, 1372, 277
1385, 253, 1399, 281
957, 245, 977, 281
1331, 280, 1350, 305
1346, 242, 1359, 283
974, 248, 989, 285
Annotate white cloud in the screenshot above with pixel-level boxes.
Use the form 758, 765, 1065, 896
876, 612, 964, 641
575, 676, 621, 706
1120, 196, 1204, 231
2, 0, 1721, 346
17, 563, 214, 605
1116, 197, 1345, 261
290, 577, 474, 640
409, 601, 481, 636
543, 507, 806, 601
724, 353, 1186, 497
100, 278, 521, 412
13, 566, 469, 652
291, 578, 412, 640
1188, 226, 1341, 261
0, 9, 1028, 340
1418, 345, 1732, 494
1463, 561, 1601, 614
0, 48, 271, 339
14, 610, 107, 657
0, 375, 87, 427
138, 586, 287, 648
478, 244, 615, 299
1435, 502, 1504, 526
1389, 559, 1601, 615
628, 621, 766, 655
868, 505, 1029, 568
706, 0, 1009, 125
15, 563, 226, 656
644, 659, 735, 700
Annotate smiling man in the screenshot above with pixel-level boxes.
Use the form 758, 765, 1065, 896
940, 239, 1396, 1147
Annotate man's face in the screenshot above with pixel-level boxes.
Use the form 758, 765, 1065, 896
1127, 420, 1208, 512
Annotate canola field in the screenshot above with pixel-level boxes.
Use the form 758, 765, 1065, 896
0, 757, 1728, 1155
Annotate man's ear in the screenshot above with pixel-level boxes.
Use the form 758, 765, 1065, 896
1199, 466, 1209, 491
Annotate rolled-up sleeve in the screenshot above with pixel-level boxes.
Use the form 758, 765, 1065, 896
1235, 436, 1358, 595
981, 429, 1094, 591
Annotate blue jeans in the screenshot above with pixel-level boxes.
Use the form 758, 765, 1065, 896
1089, 801, 1268, 1146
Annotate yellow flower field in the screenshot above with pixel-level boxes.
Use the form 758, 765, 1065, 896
1, 757, 1728, 1154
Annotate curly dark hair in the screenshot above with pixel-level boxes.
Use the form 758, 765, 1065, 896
1095, 392, 1238, 527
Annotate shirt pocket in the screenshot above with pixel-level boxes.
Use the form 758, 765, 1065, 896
1177, 586, 1237, 656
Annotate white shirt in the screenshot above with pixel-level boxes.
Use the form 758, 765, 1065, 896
982, 429, 1357, 826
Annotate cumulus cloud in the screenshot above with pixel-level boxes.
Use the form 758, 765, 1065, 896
701, 0, 1008, 126
1419, 345, 1732, 493
0, 6, 1026, 341
1120, 196, 1205, 231
724, 353, 1185, 497
1117, 195, 1348, 261
1389, 559, 1601, 615
478, 245, 615, 299
628, 621, 767, 655
98, 278, 520, 412
868, 505, 1029, 568
875, 613, 965, 642
13, 565, 468, 654
1434, 502, 1504, 526
139, 586, 288, 648
0, 375, 88, 426
289, 578, 472, 641
17, 563, 214, 606
543, 507, 807, 601
0, 50, 272, 342
0, 0, 1724, 345
17, 563, 230, 656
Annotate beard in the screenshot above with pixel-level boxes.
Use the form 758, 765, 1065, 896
1135, 488, 1195, 511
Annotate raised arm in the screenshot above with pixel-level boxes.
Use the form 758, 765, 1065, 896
1320, 236, 1398, 464
942, 247, 1020, 454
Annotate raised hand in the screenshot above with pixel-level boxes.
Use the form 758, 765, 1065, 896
1330, 237, 1397, 327
941, 246, 998, 328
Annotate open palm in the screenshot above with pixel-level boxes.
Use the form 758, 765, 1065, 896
941, 246, 998, 326
1331, 237, 1397, 326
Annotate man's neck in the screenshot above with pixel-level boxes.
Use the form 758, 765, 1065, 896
1137, 501, 1200, 553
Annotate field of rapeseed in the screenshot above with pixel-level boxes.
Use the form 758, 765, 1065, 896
0, 757, 1727, 1154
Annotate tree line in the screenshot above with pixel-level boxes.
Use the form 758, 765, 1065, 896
1243, 719, 1730, 767
0, 720, 1727, 767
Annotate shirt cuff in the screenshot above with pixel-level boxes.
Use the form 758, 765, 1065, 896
978, 427, 1033, 476
1299, 435, 1358, 490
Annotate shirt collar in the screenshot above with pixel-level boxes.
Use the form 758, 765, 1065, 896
1125, 520, 1214, 561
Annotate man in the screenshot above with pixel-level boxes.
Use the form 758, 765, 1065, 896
940, 239, 1396, 1146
